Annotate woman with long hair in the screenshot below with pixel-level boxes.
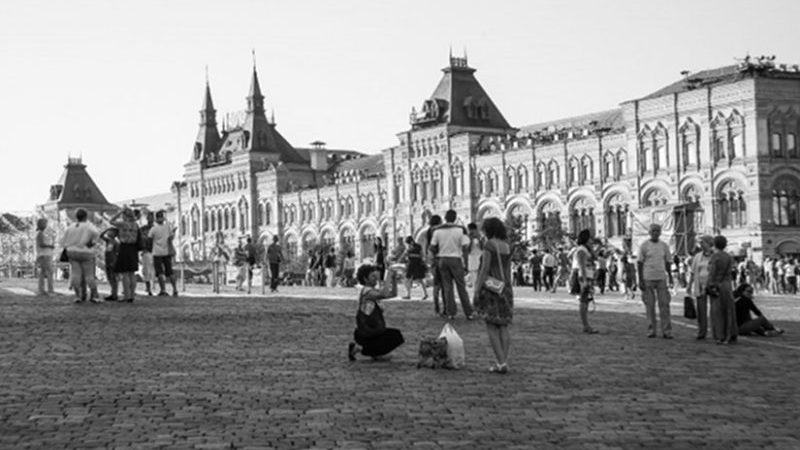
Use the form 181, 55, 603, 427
570, 229, 598, 334
473, 217, 514, 374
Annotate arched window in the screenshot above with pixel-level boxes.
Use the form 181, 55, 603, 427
191, 209, 199, 238
643, 189, 669, 207
581, 157, 593, 184
605, 194, 628, 237
569, 158, 579, 186
517, 166, 527, 192
617, 150, 627, 178
265, 203, 271, 225
717, 181, 746, 229
506, 167, 515, 194
680, 120, 700, 170
536, 164, 546, 190
451, 161, 464, 197
570, 198, 595, 236
603, 152, 614, 181
487, 170, 497, 195
394, 172, 404, 202
537, 201, 561, 232
772, 178, 800, 227
257, 203, 264, 226
788, 133, 798, 158
203, 212, 209, 232
654, 126, 668, 171
548, 162, 559, 189
640, 140, 652, 174
231, 207, 237, 229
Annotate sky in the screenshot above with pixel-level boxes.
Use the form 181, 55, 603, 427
2, 0, 799, 213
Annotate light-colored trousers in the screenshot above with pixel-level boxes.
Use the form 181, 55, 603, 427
641, 279, 672, 336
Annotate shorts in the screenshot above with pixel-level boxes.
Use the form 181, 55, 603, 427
154, 255, 173, 277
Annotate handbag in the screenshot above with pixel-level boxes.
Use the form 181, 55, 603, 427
705, 285, 720, 298
483, 243, 506, 295
59, 248, 69, 263
683, 296, 697, 319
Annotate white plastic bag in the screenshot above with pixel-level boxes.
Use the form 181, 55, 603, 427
438, 323, 465, 369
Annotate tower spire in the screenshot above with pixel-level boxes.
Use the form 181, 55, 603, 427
247, 51, 265, 113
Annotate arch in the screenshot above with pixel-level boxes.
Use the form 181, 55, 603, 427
568, 195, 597, 236
642, 186, 670, 207
771, 175, 800, 227
604, 191, 630, 238
476, 200, 503, 222
300, 228, 318, 252
776, 240, 800, 256
681, 182, 703, 203
358, 220, 379, 259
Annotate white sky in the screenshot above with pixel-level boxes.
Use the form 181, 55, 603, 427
2, 0, 799, 213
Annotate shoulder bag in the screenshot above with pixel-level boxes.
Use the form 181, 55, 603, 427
483, 242, 506, 294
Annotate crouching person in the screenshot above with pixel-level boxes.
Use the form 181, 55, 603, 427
348, 264, 404, 361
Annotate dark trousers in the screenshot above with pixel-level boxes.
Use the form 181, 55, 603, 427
532, 269, 542, 291
543, 267, 556, 291
269, 263, 280, 291
438, 257, 473, 318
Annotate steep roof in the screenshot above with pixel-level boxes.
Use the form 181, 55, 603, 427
518, 108, 625, 135
411, 56, 512, 131
49, 158, 116, 212
331, 153, 385, 178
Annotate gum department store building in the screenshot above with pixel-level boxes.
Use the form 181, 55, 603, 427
169, 54, 800, 264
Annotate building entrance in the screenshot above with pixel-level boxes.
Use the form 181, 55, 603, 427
673, 203, 702, 256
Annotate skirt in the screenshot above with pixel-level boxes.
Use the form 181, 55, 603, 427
114, 243, 139, 273
406, 258, 427, 280
474, 286, 513, 325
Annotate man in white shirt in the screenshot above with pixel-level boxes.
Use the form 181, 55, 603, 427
430, 209, 474, 320
61, 208, 101, 303
148, 210, 177, 297
637, 223, 673, 338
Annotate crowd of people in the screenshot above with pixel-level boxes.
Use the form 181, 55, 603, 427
33, 206, 788, 371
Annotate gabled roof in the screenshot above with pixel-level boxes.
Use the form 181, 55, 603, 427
49, 158, 116, 212
639, 65, 744, 100
518, 108, 625, 136
411, 56, 512, 131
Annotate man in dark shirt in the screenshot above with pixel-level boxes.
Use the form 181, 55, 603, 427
266, 236, 283, 293
734, 283, 783, 336
529, 249, 543, 291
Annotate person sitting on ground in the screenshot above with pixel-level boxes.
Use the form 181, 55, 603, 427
348, 264, 404, 361
733, 283, 784, 337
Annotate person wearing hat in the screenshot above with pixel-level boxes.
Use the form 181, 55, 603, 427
637, 223, 674, 339
687, 235, 714, 339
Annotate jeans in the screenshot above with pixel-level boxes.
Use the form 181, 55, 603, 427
531, 269, 542, 291
641, 279, 671, 336
438, 257, 473, 318
37, 256, 54, 294
543, 267, 555, 291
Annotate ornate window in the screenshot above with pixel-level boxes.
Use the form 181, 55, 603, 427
772, 177, 800, 227
346, 197, 354, 217
536, 163, 546, 190
788, 133, 798, 158
285, 235, 298, 261
516, 165, 528, 192
771, 132, 782, 157
683, 185, 702, 204
393, 172, 404, 203
603, 152, 614, 181
431, 168, 441, 200
537, 201, 561, 231
616, 150, 627, 179
191, 209, 199, 238
265, 203, 271, 225
640, 139, 652, 175
717, 181, 746, 229
224, 208, 230, 229
568, 158, 579, 186
581, 156, 593, 184
728, 113, 744, 160
643, 188, 669, 207
570, 198, 595, 236
487, 170, 498, 196
506, 167, 515, 194
203, 212, 209, 232
605, 194, 628, 237
680, 119, 700, 170
451, 161, 464, 197
548, 161, 559, 189
654, 125, 668, 171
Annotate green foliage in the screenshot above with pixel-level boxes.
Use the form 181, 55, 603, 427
531, 215, 567, 252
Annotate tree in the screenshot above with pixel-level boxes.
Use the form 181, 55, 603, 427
505, 216, 530, 263
531, 215, 568, 252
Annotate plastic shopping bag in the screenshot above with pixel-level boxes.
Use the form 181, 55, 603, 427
438, 323, 465, 369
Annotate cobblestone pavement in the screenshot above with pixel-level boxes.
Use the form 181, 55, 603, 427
1, 279, 799, 449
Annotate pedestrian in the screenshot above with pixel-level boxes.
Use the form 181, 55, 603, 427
110, 207, 140, 303
472, 217, 513, 374
244, 236, 257, 294
420, 214, 444, 315
529, 248, 543, 292
35, 218, 55, 296
542, 248, 557, 292
348, 264, 404, 361
324, 247, 337, 288
99, 226, 120, 301
466, 222, 483, 288
374, 237, 386, 280
570, 229, 599, 334
607, 254, 619, 292
389, 237, 406, 266
402, 236, 428, 299
342, 250, 356, 287
234, 240, 247, 291
687, 235, 714, 340
595, 249, 607, 295
637, 223, 673, 339
266, 236, 283, 293
621, 254, 636, 299
148, 210, 178, 297
707, 235, 738, 344
554, 247, 570, 293
430, 209, 475, 320
138, 211, 156, 296
61, 208, 101, 303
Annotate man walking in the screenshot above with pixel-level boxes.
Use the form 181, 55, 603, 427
529, 249, 543, 292
266, 236, 283, 293
542, 248, 557, 292
148, 210, 178, 297
637, 223, 674, 339
430, 209, 474, 320
244, 236, 257, 294
324, 247, 337, 288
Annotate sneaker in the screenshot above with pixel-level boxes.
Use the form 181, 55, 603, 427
105, 295, 118, 301
158, 291, 169, 297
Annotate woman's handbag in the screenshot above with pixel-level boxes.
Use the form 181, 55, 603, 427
59, 248, 69, 263
705, 285, 720, 298
482, 244, 506, 295
683, 296, 697, 319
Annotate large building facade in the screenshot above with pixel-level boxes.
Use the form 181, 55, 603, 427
175, 55, 800, 265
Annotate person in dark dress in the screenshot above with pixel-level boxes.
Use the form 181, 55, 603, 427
374, 237, 386, 280
348, 264, 403, 361
402, 236, 428, 300
733, 283, 784, 336
707, 235, 738, 344
109, 207, 140, 303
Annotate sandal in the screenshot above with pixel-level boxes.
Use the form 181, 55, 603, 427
489, 363, 508, 374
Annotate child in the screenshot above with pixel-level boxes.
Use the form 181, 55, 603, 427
100, 227, 121, 301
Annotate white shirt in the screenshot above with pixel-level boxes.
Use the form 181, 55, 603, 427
148, 223, 172, 257
637, 240, 671, 281
430, 224, 469, 258
61, 222, 100, 256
